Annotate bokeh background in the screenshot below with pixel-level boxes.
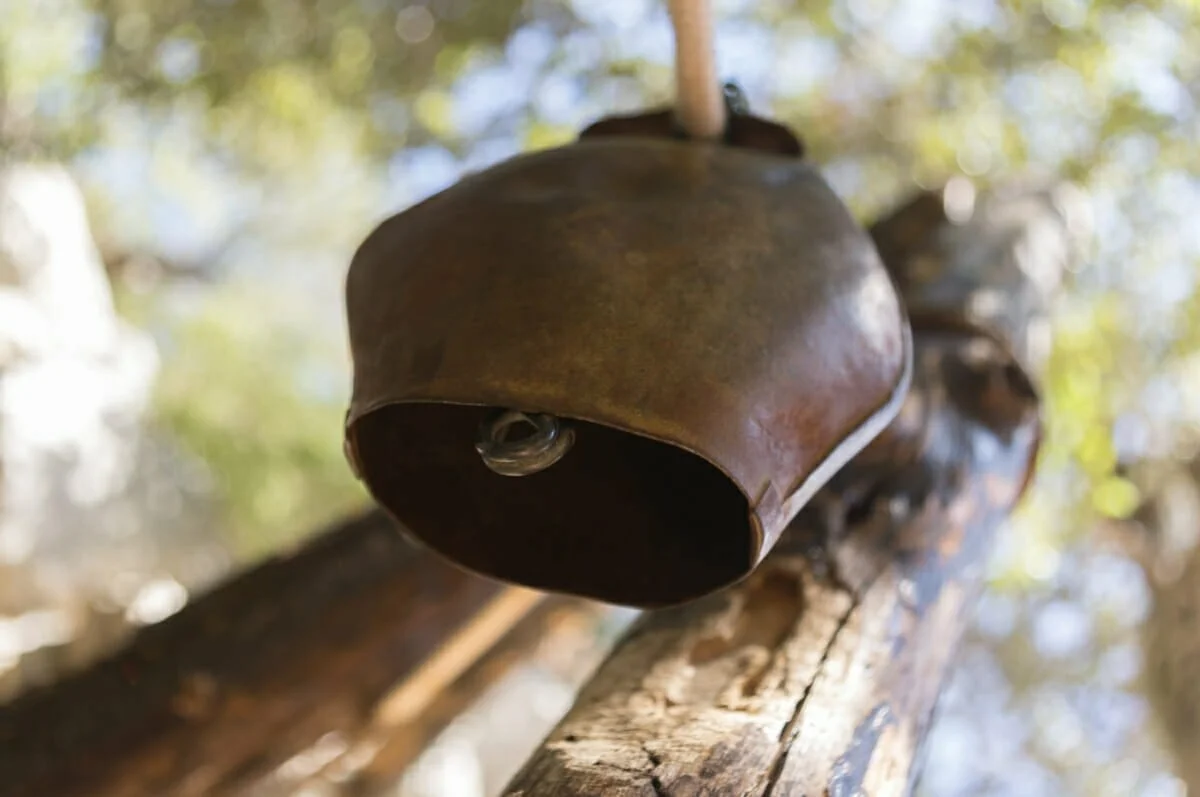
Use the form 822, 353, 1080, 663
2, 0, 1199, 794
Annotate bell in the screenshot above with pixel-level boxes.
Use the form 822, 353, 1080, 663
343, 100, 912, 608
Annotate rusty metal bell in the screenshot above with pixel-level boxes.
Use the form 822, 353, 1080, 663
343, 104, 912, 608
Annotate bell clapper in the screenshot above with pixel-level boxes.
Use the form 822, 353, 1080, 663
475, 409, 575, 477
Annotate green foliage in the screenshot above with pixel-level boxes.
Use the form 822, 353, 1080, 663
82, 0, 530, 164
134, 283, 367, 559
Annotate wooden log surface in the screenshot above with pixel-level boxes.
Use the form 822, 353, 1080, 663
503, 179, 1088, 797
0, 507, 581, 797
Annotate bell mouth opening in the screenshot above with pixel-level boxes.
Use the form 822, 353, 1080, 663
350, 402, 755, 608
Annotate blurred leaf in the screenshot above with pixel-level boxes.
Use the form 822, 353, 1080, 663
148, 283, 366, 559
1092, 475, 1142, 518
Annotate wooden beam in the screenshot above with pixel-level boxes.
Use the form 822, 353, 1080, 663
0, 508, 550, 797
502, 179, 1086, 796
333, 596, 613, 797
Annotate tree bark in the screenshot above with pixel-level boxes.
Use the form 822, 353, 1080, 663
0, 508, 561, 797
1118, 455, 1200, 793
502, 179, 1086, 797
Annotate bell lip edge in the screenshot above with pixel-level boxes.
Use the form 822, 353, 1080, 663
766, 316, 916, 550
342, 326, 912, 609
343, 318, 914, 571
343, 312, 915, 579
343, 393, 767, 558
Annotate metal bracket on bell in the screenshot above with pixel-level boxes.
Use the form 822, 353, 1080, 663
476, 409, 575, 477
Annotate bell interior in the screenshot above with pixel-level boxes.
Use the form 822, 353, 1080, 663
352, 402, 755, 608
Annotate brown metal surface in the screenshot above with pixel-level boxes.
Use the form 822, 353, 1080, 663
344, 121, 911, 607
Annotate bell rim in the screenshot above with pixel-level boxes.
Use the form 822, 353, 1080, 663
769, 316, 914, 531
344, 317, 913, 570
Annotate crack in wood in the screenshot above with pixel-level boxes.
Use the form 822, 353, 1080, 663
643, 742, 667, 796
643, 744, 663, 767
759, 581, 864, 797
